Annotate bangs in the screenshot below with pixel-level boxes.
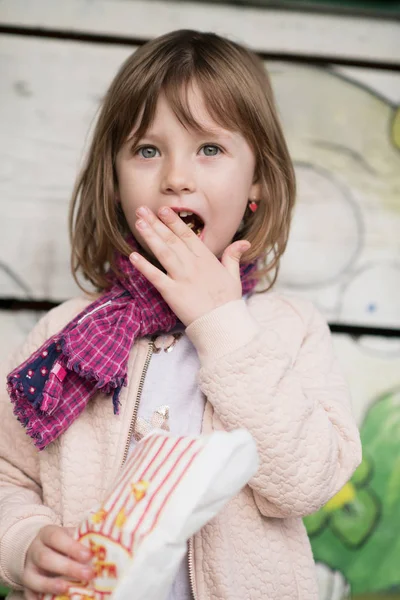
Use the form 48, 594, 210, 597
164, 70, 247, 136
121, 65, 254, 151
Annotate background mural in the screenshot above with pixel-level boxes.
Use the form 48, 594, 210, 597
270, 60, 400, 599
0, 0, 399, 598
274, 65, 400, 328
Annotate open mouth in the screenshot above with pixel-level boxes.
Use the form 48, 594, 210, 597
176, 210, 205, 237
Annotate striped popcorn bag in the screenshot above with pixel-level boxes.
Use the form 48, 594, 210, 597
42, 428, 258, 600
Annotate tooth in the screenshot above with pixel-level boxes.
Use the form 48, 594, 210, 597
187, 222, 194, 229
178, 211, 193, 217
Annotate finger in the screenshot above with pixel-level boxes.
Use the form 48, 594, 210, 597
157, 206, 204, 254
41, 526, 91, 563
138, 206, 185, 248
33, 546, 94, 583
130, 251, 171, 292
135, 214, 183, 277
221, 241, 251, 280
23, 570, 69, 596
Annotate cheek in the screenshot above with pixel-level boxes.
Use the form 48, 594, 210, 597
210, 160, 252, 196
118, 169, 155, 219
208, 170, 250, 219
116, 166, 157, 252
118, 168, 139, 198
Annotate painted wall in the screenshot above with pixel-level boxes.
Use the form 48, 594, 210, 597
0, 1, 399, 598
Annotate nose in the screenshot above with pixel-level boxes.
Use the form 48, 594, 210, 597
161, 155, 195, 196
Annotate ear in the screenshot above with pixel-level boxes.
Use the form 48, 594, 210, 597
249, 181, 262, 201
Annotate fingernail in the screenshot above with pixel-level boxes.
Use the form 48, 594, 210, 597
159, 207, 170, 217
136, 206, 149, 217
130, 252, 140, 262
55, 581, 67, 593
82, 567, 93, 579
136, 219, 148, 229
80, 549, 91, 560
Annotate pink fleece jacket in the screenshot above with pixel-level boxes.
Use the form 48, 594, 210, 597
0, 291, 361, 600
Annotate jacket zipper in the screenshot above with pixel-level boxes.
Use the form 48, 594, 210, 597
120, 338, 155, 468
188, 536, 197, 600
120, 336, 198, 600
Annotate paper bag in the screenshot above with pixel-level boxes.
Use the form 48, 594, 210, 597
43, 428, 258, 600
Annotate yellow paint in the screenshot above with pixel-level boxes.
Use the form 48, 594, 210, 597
324, 482, 356, 512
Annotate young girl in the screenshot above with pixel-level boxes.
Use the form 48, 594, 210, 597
0, 30, 361, 600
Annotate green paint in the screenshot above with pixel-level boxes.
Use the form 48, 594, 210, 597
306, 390, 400, 595
0, 585, 8, 598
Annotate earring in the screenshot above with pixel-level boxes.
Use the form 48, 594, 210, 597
249, 199, 259, 213
238, 199, 259, 232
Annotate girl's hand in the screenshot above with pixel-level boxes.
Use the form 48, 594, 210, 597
22, 525, 94, 598
130, 206, 250, 326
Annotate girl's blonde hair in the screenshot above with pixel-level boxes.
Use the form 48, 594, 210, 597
70, 29, 296, 292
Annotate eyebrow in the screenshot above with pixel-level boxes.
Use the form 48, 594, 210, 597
137, 128, 235, 143
204, 129, 235, 142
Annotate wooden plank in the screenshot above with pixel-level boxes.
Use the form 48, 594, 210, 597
333, 66, 400, 104
0, 35, 132, 300
0, 36, 399, 328
0, 0, 399, 65
273, 63, 400, 328
332, 333, 400, 426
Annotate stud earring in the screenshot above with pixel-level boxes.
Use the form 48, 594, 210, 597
248, 200, 259, 213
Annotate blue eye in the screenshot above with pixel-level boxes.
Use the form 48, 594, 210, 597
201, 145, 221, 157
137, 146, 159, 158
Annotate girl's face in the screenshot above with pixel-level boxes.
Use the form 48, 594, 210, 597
115, 86, 260, 259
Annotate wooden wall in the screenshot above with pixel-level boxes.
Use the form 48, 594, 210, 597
0, 1, 399, 597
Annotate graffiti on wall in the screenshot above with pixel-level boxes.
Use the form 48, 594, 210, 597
270, 63, 400, 598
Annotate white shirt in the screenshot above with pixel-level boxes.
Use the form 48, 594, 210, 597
128, 329, 206, 600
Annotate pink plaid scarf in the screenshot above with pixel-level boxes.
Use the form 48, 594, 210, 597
8, 239, 257, 450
